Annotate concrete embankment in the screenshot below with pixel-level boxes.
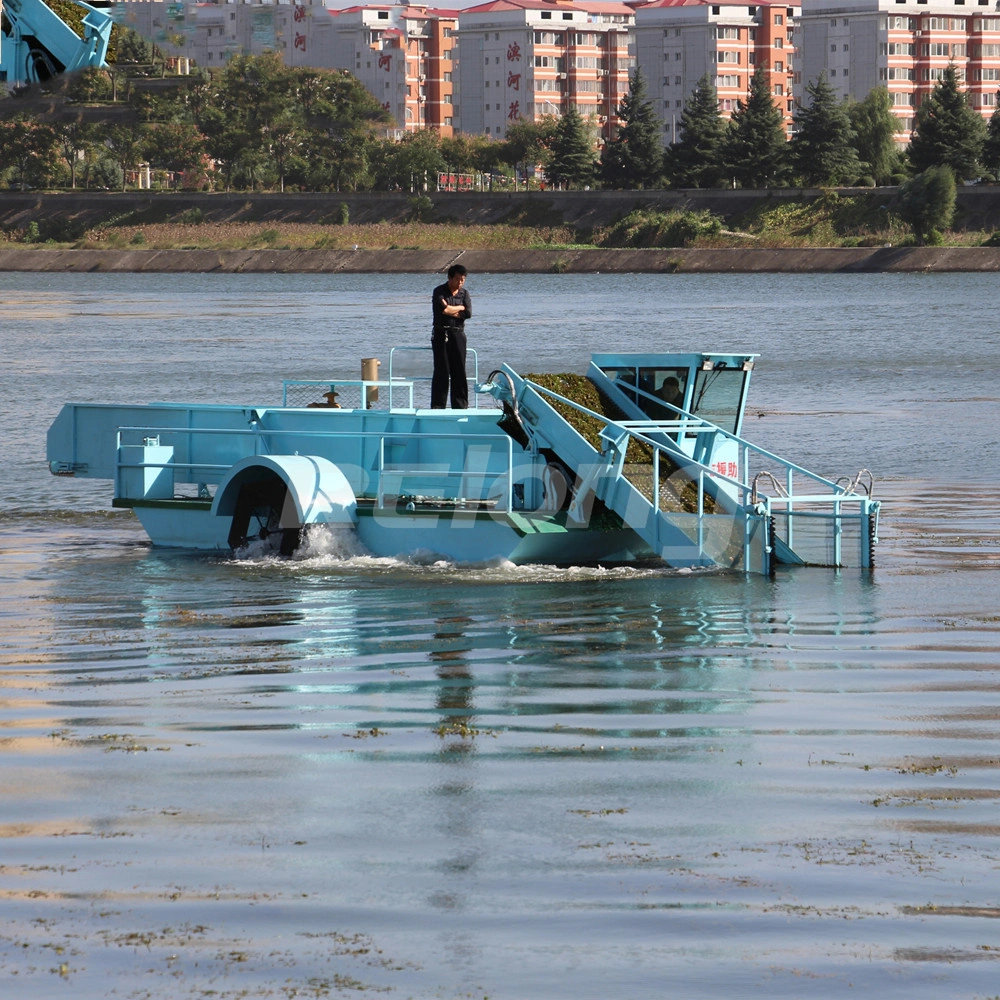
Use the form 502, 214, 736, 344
2, 245, 1000, 273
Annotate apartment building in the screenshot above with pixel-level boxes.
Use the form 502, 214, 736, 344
457, 0, 635, 139
633, 0, 800, 142
336, 5, 459, 135
113, 0, 341, 72
112, 1, 457, 134
796, 0, 1000, 138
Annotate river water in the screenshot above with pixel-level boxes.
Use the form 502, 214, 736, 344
2, 271, 999, 999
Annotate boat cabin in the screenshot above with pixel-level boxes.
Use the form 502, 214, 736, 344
591, 353, 756, 436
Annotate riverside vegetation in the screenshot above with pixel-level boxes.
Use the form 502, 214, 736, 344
5, 190, 1000, 252
3, 29, 1000, 248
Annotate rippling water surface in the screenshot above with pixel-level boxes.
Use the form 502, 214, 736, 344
2, 272, 1000, 998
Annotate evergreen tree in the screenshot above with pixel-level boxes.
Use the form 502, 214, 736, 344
898, 165, 957, 244
546, 107, 597, 189
848, 87, 901, 184
723, 66, 788, 188
791, 74, 861, 185
666, 75, 728, 188
599, 68, 664, 189
908, 65, 987, 178
982, 93, 1000, 178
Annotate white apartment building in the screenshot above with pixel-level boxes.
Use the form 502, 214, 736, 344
336, 5, 459, 134
457, 0, 635, 139
114, 0, 341, 72
795, 0, 1000, 138
634, 0, 800, 142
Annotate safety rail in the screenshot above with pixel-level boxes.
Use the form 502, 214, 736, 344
521, 379, 879, 569
389, 346, 484, 410
281, 379, 413, 410
113, 422, 515, 512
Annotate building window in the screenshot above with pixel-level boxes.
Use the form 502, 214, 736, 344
774, 83, 783, 94
542, 10, 552, 18
775, 13, 783, 24
774, 37, 782, 47
774, 61, 783, 72
378, 10, 388, 18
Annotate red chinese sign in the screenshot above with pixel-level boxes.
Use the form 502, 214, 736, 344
713, 461, 739, 479
378, 54, 391, 71
507, 71, 520, 90
293, 5, 306, 21
506, 42, 521, 62
294, 32, 306, 52
508, 101, 520, 120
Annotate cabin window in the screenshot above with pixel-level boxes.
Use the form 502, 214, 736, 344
637, 368, 689, 420
690, 366, 747, 434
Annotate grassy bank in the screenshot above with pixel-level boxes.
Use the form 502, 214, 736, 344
2, 189, 998, 250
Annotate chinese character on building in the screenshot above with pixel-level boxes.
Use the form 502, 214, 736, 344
506, 42, 521, 62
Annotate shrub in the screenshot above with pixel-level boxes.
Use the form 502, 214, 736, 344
897, 166, 956, 246
177, 207, 205, 225
337, 201, 350, 225
407, 194, 434, 222
21, 221, 41, 243
130, 230, 146, 245
599, 208, 723, 248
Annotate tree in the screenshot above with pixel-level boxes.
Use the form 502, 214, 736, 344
56, 119, 101, 189
599, 68, 663, 189
982, 93, 1000, 179
791, 74, 861, 186
848, 87, 901, 184
371, 130, 445, 191
500, 116, 557, 182
723, 66, 788, 188
143, 122, 206, 176
897, 165, 956, 244
546, 107, 597, 189
0, 118, 60, 190
101, 122, 148, 191
666, 75, 728, 188
908, 65, 987, 178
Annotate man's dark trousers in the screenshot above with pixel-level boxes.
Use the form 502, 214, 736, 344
431, 328, 468, 409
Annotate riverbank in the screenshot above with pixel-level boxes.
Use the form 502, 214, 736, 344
2, 245, 1000, 272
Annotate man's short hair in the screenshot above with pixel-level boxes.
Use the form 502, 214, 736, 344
448, 264, 468, 279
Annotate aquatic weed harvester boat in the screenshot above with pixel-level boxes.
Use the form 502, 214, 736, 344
47, 349, 880, 573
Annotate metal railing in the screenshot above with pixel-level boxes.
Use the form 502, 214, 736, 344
521, 379, 878, 568
113, 421, 515, 512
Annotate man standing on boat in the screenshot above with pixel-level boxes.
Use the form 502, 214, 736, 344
431, 264, 472, 409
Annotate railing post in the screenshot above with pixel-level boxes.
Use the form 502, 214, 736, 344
653, 448, 660, 514
833, 497, 842, 567
697, 468, 705, 561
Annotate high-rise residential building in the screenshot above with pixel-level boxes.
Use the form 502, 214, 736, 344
111, 1, 458, 135
336, 5, 459, 135
795, 0, 1000, 140
633, 0, 800, 144
457, 0, 635, 139
113, 0, 341, 73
